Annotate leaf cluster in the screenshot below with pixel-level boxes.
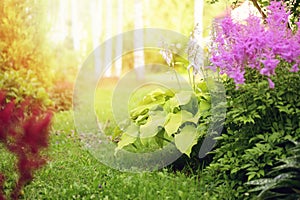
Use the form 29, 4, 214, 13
247, 141, 300, 199
0, 69, 52, 108
204, 63, 300, 198
114, 82, 212, 157
0, 0, 54, 108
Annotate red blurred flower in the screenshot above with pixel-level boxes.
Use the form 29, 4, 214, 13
0, 91, 53, 200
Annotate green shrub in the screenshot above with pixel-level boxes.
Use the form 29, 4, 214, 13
0, 0, 54, 108
204, 63, 300, 198
0, 69, 52, 107
247, 140, 300, 200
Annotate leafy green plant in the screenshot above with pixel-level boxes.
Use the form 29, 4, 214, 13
0, 0, 55, 109
0, 69, 53, 108
114, 81, 212, 157
247, 141, 300, 200
204, 64, 300, 199
201, 2, 300, 197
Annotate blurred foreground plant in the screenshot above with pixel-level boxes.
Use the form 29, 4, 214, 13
0, 90, 53, 200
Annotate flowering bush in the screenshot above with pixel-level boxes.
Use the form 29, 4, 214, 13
202, 1, 300, 198
210, 1, 300, 88
0, 91, 53, 200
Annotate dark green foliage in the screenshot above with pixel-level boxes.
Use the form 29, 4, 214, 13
287, 0, 300, 24
247, 141, 300, 199
204, 63, 300, 198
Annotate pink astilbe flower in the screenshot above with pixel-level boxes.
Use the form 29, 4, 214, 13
210, 1, 300, 88
267, 78, 275, 89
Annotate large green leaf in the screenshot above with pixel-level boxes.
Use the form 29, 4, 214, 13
174, 91, 194, 105
139, 88, 170, 106
116, 123, 139, 149
140, 111, 166, 138
180, 94, 198, 115
164, 112, 182, 136
164, 91, 196, 114
117, 133, 136, 149
140, 137, 159, 147
174, 125, 199, 157
197, 81, 208, 93
163, 97, 180, 113
135, 113, 149, 125
164, 110, 197, 137
130, 106, 149, 120
199, 100, 211, 112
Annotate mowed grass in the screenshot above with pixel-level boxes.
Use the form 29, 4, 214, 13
0, 80, 209, 200
0, 111, 206, 200
0, 79, 234, 199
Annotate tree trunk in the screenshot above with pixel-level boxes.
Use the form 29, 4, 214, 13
134, 0, 145, 81
115, 0, 123, 77
104, 0, 113, 77
91, 0, 103, 77
71, 0, 80, 50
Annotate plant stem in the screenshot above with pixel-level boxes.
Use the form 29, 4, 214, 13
250, 0, 267, 19
174, 69, 182, 90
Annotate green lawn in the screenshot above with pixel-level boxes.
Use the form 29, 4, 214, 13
11, 111, 205, 199
0, 85, 235, 199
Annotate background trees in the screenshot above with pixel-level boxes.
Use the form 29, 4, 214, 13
0, 0, 53, 106
44, 0, 226, 78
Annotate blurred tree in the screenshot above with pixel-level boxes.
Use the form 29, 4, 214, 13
44, 0, 204, 77
115, 0, 123, 77
104, 0, 113, 77
71, 0, 80, 51
91, 0, 103, 77
134, 0, 145, 81
143, 0, 194, 36
0, 0, 54, 107
0, 0, 53, 82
